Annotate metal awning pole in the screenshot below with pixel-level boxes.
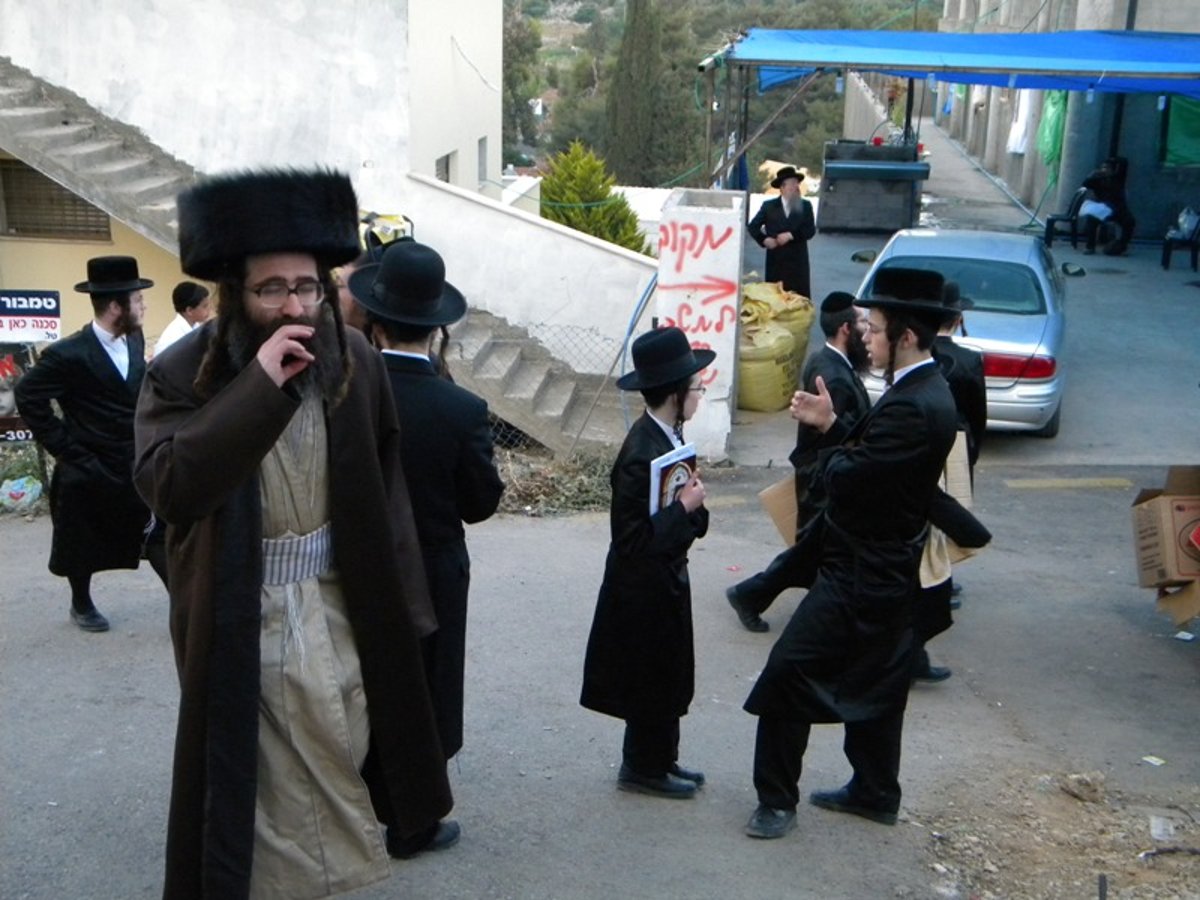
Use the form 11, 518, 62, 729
709, 69, 823, 184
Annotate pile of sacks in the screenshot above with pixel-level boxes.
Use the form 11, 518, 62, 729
737, 282, 814, 412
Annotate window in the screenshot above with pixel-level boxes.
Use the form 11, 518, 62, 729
478, 136, 488, 186
0, 159, 111, 240
435, 152, 454, 184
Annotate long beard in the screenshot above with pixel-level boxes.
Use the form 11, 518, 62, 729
845, 327, 870, 374
112, 306, 141, 338
227, 302, 347, 403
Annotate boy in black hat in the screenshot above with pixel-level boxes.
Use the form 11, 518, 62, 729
746, 165, 817, 298
726, 290, 871, 632
348, 239, 505, 841
581, 327, 712, 799
742, 267, 958, 840
134, 169, 452, 898
16, 255, 165, 632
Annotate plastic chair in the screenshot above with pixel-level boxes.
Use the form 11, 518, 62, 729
1044, 187, 1088, 248
1161, 207, 1200, 271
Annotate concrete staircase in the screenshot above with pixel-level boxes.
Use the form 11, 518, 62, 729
0, 57, 631, 457
448, 310, 630, 457
0, 56, 193, 253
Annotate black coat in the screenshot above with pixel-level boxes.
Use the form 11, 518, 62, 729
581, 413, 709, 721
747, 196, 817, 298
15, 325, 150, 576
383, 352, 504, 759
745, 362, 957, 723
932, 335, 987, 468
789, 345, 871, 527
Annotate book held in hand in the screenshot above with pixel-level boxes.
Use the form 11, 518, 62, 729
649, 442, 696, 515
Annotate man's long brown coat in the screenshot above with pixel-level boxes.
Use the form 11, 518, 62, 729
134, 323, 451, 900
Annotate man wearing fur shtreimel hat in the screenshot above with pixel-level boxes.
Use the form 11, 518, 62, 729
134, 169, 454, 899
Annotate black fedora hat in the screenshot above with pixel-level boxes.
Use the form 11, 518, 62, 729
770, 165, 805, 189
616, 327, 716, 391
347, 240, 466, 327
73, 256, 154, 294
858, 267, 947, 315
941, 280, 974, 313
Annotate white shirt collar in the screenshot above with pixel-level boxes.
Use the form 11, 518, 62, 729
380, 349, 430, 362
824, 341, 851, 367
891, 357, 936, 386
647, 410, 683, 447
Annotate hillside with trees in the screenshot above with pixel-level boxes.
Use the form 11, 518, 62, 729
503, 0, 938, 189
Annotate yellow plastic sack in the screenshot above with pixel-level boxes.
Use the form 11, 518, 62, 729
737, 323, 797, 412
741, 281, 815, 366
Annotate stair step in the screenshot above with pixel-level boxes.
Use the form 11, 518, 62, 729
533, 373, 577, 421
51, 137, 125, 166
18, 120, 95, 149
473, 341, 522, 384
0, 81, 37, 107
0, 105, 62, 130
449, 320, 495, 362
83, 156, 153, 181
112, 174, 186, 204
506, 358, 551, 401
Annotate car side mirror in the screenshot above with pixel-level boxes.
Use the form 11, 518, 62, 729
851, 249, 877, 264
1061, 262, 1086, 277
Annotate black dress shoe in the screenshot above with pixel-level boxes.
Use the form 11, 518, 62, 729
70, 608, 109, 633
617, 765, 696, 799
725, 586, 769, 633
913, 664, 952, 683
669, 762, 705, 787
809, 787, 897, 825
745, 804, 796, 839
387, 819, 461, 859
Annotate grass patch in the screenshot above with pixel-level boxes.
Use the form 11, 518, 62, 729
496, 447, 613, 516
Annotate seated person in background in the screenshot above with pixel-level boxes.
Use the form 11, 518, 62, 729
1080, 156, 1135, 256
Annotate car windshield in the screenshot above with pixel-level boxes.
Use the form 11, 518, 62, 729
871, 257, 1046, 315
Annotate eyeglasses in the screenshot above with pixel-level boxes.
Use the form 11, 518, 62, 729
689, 385, 707, 394
247, 280, 325, 308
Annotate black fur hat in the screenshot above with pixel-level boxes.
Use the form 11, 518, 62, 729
176, 168, 360, 280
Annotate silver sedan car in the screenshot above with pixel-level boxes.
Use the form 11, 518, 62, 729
855, 229, 1083, 438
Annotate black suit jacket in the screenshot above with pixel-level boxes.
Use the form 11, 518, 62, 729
16, 324, 149, 574
747, 195, 817, 298
932, 335, 987, 467
383, 353, 504, 548
745, 360, 958, 724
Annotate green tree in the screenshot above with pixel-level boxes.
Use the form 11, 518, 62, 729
503, 4, 542, 158
540, 141, 650, 254
604, 0, 702, 186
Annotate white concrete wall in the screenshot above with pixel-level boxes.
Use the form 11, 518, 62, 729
406, 1, 503, 193
0, 0, 502, 195
387, 173, 657, 378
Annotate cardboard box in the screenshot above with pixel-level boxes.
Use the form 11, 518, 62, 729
1157, 580, 1200, 627
1131, 467, 1200, 588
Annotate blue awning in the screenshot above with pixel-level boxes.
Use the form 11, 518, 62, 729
720, 30, 1200, 99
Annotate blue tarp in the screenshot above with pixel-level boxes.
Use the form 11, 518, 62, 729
721, 30, 1200, 100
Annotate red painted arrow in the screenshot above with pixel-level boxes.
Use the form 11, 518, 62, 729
657, 275, 738, 306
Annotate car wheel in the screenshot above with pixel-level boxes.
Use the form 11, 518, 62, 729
1034, 404, 1061, 439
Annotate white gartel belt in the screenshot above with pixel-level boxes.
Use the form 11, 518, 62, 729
261, 523, 333, 586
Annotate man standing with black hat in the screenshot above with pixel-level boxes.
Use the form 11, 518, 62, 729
747, 165, 817, 298
348, 240, 504, 838
16, 256, 165, 632
134, 169, 452, 898
726, 290, 871, 632
742, 267, 957, 841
